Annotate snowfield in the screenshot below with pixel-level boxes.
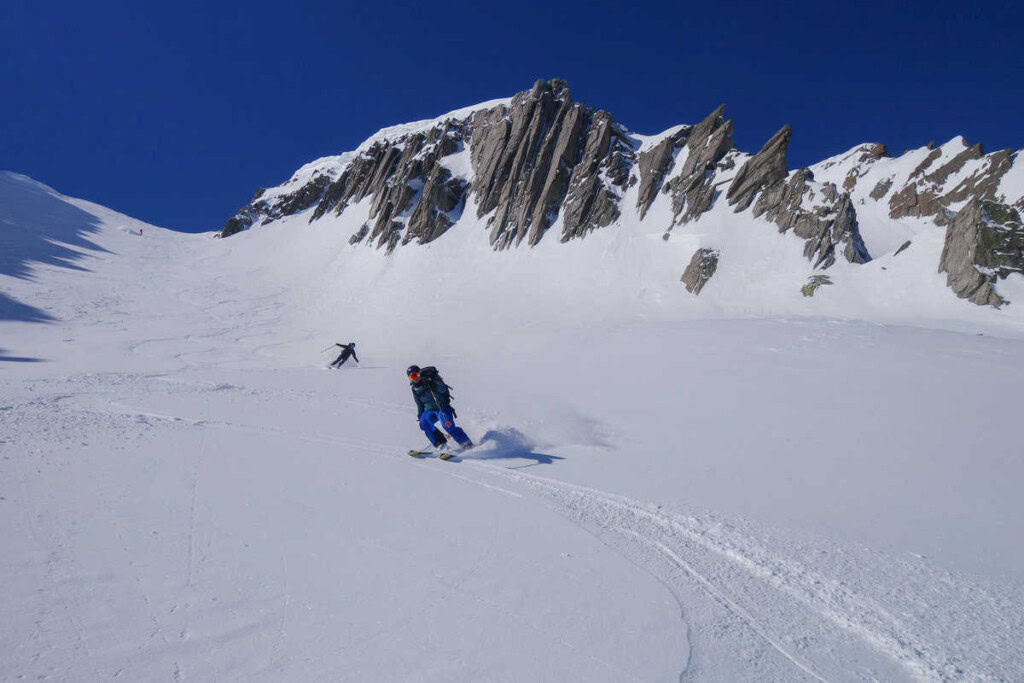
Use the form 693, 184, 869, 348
2, 169, 1024, 680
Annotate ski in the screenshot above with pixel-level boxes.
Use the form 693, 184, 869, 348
407, 449, 457, 461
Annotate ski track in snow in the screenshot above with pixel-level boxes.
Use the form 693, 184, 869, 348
6, 175, 1024, 679
8, 347, 1024, 681
4, 371, 1020, 680
434, 461, 1001, 682
5, 367, 1022, 681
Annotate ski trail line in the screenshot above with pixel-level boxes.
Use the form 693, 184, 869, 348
453, 460, 972, 682
620, 529, 828, 683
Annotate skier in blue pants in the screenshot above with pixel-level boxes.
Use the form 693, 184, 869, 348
408, 365, 473, 450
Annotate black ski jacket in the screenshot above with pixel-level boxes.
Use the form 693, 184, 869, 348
410, 367, 453, 417
335, 343, 358, 362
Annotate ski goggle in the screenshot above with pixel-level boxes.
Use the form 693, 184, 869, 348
407, 371, 420, 381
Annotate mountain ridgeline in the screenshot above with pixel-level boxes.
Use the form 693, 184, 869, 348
219, 79, 1024, 308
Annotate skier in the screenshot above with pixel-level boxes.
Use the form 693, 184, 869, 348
407, 365, 473, 450
329, 342, 359, 368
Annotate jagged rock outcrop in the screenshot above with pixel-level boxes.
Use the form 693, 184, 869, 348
220, 197, 264, 238
635, 128, 688, 219
666, 106, 736, 227
681, 248, 719, 294
801, 274, 832, 297
220, 80, 637, 250
753, 169, 870, 268
468, 79, 633, 248
886, 142, 1015, 223
221, 120, 469, 251
403, 166, 467, 245
559, 111, 633, 242
813, 137, 1022, 234
840, 144, 886, 192
221, 177, 332, 238
215, 79, 1023, 311
727, 125, 792, 212
939, 199, 1024, 307
889, 145, 975, 219
330, 123, 467, 250
348, 224, 369, 245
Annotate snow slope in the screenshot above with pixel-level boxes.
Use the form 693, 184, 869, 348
3, 170, 1024, 680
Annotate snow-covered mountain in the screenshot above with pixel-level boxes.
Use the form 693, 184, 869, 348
4, 101, 1024, 679
219, 79, 1024, 317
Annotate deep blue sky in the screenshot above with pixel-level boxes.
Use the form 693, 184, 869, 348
2, 0, 1020, 233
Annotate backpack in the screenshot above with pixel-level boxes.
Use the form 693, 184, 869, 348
420, 366, 456, 415
419, 366, 452, 394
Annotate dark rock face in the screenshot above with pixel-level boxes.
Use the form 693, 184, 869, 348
220, 119, 470, 249
869, 178, 893, 200
727, 125, 792, 212
559, 111, 633, 242
219, 80, 636, 250
635, 128, 688, 219
889, 142, 1013, 221
220, 204, 263, 238
719, 124, 871, 270
341, 124, 467, 250
666, 106, 735, 227
404, 166, 467, 245
469, 81, 574, 248
938, 199, 1024, 307
681, 248, 719, 294
468, 79, 633, 248
752, 169, 870, 269
220, 175, 332, 237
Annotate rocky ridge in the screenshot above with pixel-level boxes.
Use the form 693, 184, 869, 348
221, 80, 634, 253
467, 80, 633, 248
938, 199, 1024, 307
218, 79, 1024, 308
812, 138, 1022, 222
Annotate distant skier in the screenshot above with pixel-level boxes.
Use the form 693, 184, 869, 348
407, 365, 473, 450
329, 342, 359, 368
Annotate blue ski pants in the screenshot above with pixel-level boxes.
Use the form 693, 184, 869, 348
419, 410, 471, 446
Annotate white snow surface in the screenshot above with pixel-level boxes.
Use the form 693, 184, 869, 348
3, 169, 1024, 681
354, 97, 512, 154
998, 149, 1024, 206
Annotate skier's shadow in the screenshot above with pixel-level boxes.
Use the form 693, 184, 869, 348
468, 428, 564, 469
0, 348, 45, 363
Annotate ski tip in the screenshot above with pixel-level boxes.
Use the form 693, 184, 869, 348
408, 449, 457, 460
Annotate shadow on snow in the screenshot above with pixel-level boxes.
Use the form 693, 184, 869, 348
468, 428, 565, 469
1, 171, 112, 322
0, 348, 46, 363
